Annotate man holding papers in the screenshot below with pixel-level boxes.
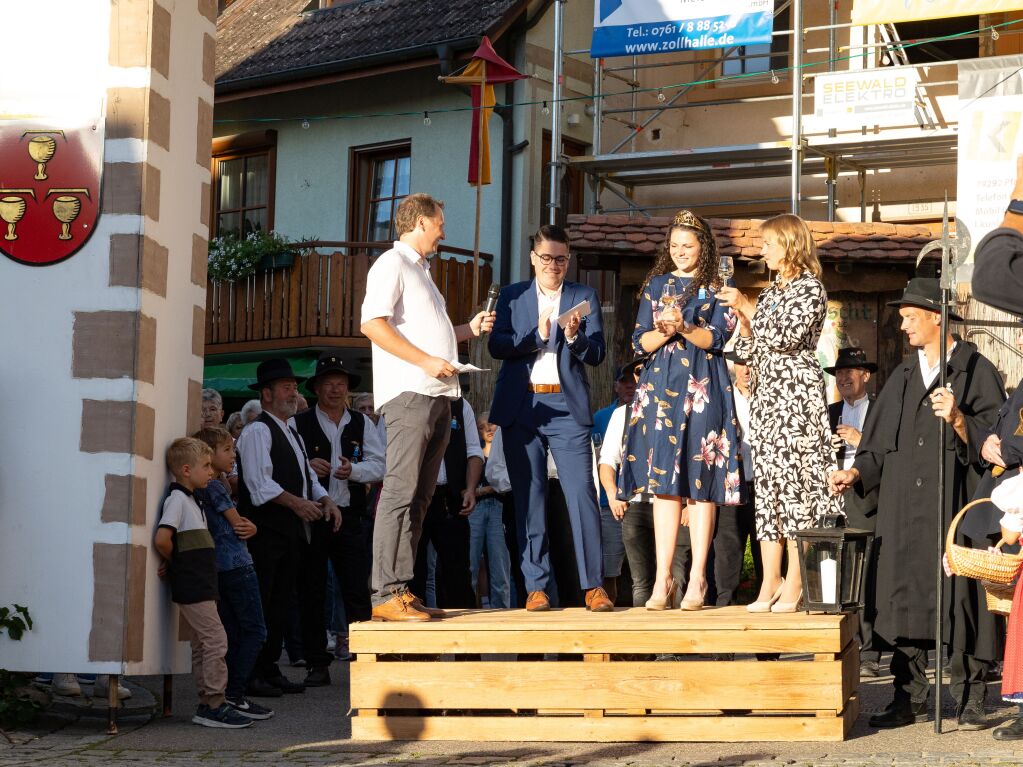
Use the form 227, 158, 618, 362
488, 224, 609, 612
360, 193, 494, 622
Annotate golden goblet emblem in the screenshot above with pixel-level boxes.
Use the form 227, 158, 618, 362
52, 195, 82, 240
0, 196, 27, 241
28, 135, 57, 181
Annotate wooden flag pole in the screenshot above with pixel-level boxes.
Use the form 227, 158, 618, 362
472, 58, 486, 314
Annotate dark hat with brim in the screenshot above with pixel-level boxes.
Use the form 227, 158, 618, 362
886, 277, 964, 321
724, 348, 749, 365
823, 346, 878, 375
248, 358, 306, 391
306, 351, 362, 392
616, 355, 647, 381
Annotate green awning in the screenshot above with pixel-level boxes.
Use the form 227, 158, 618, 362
203, 356, 319, 400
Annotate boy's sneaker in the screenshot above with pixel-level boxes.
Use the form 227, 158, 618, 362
52, 673, 82, 697
192, 703, 253, 729
225, 696, 275, 720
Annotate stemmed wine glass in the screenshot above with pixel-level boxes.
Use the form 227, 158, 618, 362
718, 255, 735, 283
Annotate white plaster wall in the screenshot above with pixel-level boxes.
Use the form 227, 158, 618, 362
128, 0, 211, 676
0, 2, 129, 673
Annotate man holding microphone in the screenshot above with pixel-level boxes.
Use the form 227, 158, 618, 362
360, 193, 494, 622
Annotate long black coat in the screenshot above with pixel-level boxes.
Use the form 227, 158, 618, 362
852, 342, 1005, 653
828, 397, 879, 530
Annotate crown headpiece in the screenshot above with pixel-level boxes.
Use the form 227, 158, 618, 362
671, 209, 705, 232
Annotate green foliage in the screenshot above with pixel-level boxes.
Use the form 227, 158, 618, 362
207, 230, 292, 282
0, 604, 31, 641
0, 604, 38, 728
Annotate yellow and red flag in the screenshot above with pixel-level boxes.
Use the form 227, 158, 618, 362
441, 37, 527, 186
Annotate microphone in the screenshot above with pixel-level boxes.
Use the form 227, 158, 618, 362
484, 283, 500, 315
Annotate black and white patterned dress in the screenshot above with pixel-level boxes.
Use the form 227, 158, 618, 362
734, 271, 842, 540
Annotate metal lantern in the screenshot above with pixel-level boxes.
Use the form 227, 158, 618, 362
794, 514, 875, 614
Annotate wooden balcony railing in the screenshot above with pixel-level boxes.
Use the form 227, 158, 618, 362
205, 241, 493, 354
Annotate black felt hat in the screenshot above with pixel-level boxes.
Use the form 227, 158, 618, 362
724, 348, 749, 365
248, 358, 306, 391
823, 346, 878, 375
616, 356, 647, 381
306, 351, 362, 391
886, 277, 964, 321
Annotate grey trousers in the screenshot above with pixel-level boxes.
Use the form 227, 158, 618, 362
371, 391, 451, 606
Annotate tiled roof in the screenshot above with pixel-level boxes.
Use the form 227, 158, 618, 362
216, 0, 523, 90
567, 214, 939, 262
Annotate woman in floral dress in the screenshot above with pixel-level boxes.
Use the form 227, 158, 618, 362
720, 214, 842, 613
618, 209, 743, 611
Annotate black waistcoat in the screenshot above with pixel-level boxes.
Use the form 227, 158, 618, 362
441, 398, 468, 499
293, 406, 367, 511
237, 412, 308, 539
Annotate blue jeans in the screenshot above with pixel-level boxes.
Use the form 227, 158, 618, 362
217, 564, 267, 699
468, 495, 512, 608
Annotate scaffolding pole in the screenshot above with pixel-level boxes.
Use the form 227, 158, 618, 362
790, 0, 803, 215
549, 0, 564, 225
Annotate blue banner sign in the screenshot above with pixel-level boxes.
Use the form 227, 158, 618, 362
591, 0, 774, 58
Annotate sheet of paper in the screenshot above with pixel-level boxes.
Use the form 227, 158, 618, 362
452, 362, 490, 374
556, 299, 592, 329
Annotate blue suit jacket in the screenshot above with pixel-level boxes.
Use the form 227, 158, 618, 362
487, 280, 606, 428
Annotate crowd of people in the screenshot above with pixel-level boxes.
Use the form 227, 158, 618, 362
155, 187, 1023, 739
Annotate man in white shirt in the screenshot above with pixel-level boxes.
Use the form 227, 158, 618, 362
292, 352, 384, 684
823, 347, 881, 675
236, 358, 341, 697
360, 193, 494, 622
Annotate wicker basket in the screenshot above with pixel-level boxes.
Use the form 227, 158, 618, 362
946, 498, 1023, 584
982, 579, 1016, 616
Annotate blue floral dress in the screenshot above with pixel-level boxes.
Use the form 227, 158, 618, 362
618, 273, 744, 505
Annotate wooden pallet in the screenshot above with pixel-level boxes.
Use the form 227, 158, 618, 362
349, 606, 859, 742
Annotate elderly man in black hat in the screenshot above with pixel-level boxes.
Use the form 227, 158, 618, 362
236, 358, 342, 697
824, 347, 881, 676
290, 352, 384, 686
830, 277, 1005, 729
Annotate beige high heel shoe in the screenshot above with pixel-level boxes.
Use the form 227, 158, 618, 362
645, 580, 678, 611
680, 580, 708, 611
746, 581, 784, 613
771, 592, 804, 613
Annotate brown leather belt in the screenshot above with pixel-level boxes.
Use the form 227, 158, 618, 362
529, 383, 561, 393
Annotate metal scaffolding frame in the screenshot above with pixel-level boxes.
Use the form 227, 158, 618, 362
557, 6, 991, 221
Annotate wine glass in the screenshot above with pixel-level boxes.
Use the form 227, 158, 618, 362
659, 281, 679, 324
718, 255, 735, 283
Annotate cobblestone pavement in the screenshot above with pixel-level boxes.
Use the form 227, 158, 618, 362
2, 663, 1023, 767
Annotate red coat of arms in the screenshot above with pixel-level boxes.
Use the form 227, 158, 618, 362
0, 119, 103, 266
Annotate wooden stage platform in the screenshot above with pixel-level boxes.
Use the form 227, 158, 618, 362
348, 606, 859, 743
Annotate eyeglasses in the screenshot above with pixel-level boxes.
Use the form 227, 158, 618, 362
532, 251, 570, 266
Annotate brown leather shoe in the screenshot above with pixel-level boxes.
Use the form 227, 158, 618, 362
371, 594, 431, 622
525, 591, 550, 611
401, 591, 446, 618
585, 587, 614, 612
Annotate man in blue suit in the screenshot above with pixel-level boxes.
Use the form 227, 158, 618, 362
488, 224, 611, 612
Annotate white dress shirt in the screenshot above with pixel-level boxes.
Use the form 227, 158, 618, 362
436, 399, 485, 485
919, 342, 957, 389
361, 241, 460, 408
838, 395, 870, 470
530, 282, 562, 385
288, 406, 386, 508
236, 412, 327, 506
597, 404, 642, 503
733, 387, 753, 476
484, 427, 512, 493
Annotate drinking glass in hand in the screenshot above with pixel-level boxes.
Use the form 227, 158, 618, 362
718, 256, 735, 282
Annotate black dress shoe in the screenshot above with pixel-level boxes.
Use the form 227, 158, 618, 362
993, 716, 1023, 741
859, 659, 880, 678
303, 667, 331, 687
868, 698, 928, 728
267, 674, 305, 694
957, 703, 990, 731
245, 678, 284, 698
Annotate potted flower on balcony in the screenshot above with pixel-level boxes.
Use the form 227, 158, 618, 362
207, 230, 294, 281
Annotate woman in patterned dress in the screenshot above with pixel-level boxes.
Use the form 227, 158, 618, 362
618, 210, 743, 611
719, 214, 842, 613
